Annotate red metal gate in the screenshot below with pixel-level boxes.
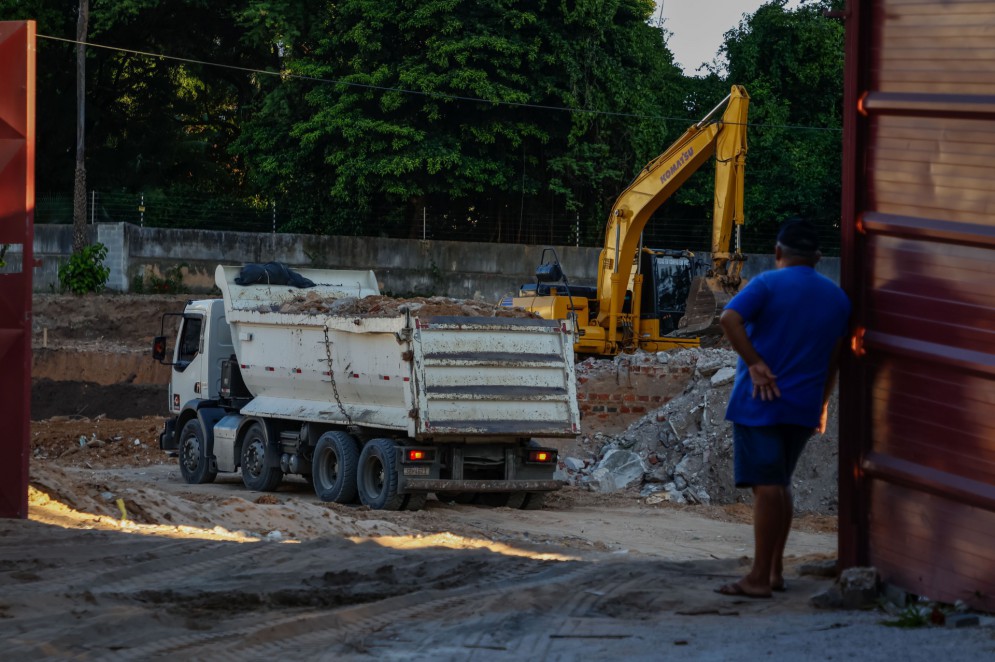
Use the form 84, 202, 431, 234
0, 21, 35, 519
840, 1, 995, 609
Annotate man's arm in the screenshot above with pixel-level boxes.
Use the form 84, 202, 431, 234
719, 308, 780, 401
816, 341, 843, 434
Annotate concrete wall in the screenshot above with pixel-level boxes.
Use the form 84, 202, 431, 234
23, 222, 840, 299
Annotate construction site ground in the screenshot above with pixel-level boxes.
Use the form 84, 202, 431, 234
4, 293, 992, 660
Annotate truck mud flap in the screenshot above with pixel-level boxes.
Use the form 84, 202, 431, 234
159, 418, 178, 452
401, 479, 563, 493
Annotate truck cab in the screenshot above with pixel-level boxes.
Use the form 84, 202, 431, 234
155, 299, 233, 447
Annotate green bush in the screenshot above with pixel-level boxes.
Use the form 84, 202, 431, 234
59, 243, 111, 294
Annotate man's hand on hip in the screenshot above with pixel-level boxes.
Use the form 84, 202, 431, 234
748, 362, 780, 401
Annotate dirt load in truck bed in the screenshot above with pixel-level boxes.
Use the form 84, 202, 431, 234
272, 291, 538, 318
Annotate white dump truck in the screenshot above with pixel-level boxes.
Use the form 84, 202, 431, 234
153, 265, 579, 510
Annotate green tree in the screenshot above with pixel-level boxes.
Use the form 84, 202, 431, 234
654, 1, 844, 253
6, 0, 697, 244
721, 0, 845, 249
236, 0, 689, 242
1, 1, 270, 199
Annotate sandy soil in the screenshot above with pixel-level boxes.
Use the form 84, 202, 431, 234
7, 293, 992, 660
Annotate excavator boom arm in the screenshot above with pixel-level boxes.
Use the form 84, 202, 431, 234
596, 85, 749, 348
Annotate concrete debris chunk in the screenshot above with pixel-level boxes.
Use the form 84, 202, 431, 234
588, 449, 646, 493
710, 366, 737, 387
837, 567, 879, 609
563, 457, 586, 472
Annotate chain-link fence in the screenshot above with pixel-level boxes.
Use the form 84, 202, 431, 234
33, 191, 840, 255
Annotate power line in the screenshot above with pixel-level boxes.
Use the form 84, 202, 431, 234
36, 33, 841, 134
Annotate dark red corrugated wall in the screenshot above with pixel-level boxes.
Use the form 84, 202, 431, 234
840, 0, 995, 610
0, 21, 35, 519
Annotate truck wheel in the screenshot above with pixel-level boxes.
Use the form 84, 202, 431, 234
178, 419, 217, 484
402, 493, 427, 511
356, 438, 405, 510
240, 423, 283, 492
521, 492, 547, 510
312, 431, 359, 504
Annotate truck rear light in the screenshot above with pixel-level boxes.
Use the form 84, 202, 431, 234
404, 448, 435, 463
527, 449, 557, 464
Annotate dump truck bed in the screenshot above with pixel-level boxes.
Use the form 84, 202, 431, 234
216, 265, 580, 439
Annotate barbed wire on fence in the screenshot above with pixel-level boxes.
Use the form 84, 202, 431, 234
33, 191, 841, 255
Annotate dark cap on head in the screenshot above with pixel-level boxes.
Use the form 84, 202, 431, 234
776, 218, 820, 253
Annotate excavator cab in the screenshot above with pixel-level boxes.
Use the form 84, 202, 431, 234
637, 248, 702, 335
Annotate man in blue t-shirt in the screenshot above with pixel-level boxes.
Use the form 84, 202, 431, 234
715, 218, 850, 599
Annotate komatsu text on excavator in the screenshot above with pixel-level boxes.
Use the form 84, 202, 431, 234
513, 85, 750, 356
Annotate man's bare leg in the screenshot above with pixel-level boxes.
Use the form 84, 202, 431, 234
720, 485, 785, 597
770, 486, 793, 590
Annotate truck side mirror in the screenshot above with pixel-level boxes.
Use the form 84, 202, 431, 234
152, 335, 167, 362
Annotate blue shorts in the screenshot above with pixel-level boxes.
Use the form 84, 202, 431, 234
733, 423, 813, 488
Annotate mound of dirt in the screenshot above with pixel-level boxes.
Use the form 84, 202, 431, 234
32, 292, 192, 351
30, 415, 165, 469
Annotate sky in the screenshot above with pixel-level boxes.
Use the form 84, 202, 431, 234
657, 1, 803, 74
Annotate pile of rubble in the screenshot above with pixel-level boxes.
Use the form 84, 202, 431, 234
561, 349, 841, 515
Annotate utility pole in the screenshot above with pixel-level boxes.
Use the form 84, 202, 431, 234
72, 0, 89, 254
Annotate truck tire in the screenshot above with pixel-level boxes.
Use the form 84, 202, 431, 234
356, 438, 405, 511
240, 423, 283, 492
521, 492, 547, 510
312, 431, 359, 504
402, 493, 427, 511
178, 419, 217, 484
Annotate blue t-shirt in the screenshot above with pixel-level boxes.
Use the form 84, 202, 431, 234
724, 266, 851, 428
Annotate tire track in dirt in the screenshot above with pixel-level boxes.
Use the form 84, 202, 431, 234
0, 535, 211, 596
102, 556, 591, 660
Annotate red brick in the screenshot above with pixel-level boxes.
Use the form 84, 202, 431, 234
630, 406, 646, 414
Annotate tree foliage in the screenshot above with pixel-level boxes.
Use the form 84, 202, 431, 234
1, 0, 844, 249
722, 0, 844, 246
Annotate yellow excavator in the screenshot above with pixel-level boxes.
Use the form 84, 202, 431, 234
513, 85, 750, 356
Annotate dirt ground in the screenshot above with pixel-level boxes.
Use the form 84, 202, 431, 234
5, 293, 992, 660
